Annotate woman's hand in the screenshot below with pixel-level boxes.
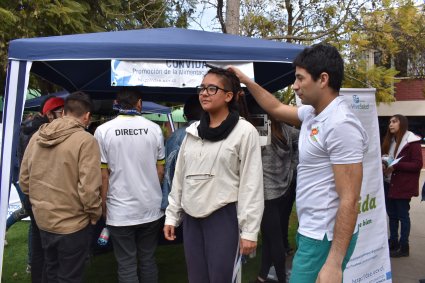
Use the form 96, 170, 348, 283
163, 225, 176, 241
240, 238, 257, 255
384, 166, 394, 176
382, 161, 387, 171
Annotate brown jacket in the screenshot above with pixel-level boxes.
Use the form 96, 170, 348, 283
20, 116, 102, 234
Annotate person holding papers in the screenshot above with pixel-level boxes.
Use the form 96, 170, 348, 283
381, 114, 423, 257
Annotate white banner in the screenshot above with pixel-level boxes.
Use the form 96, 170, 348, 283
111, 60, 254, 87
340, 89, 392, 283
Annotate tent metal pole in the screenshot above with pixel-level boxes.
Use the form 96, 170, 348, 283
0, 60, 32, 276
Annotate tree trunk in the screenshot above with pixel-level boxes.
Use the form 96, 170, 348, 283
225, 0, 240, 34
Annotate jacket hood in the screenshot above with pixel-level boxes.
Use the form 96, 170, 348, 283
405, 131, 421, 143
393, 131, 422, 158
186, 121, 201, 138
37, 116, 85, 147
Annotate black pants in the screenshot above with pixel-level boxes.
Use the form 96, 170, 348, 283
28, 209, 45, 283
259, 193, 293, 283
108, 219, 161, 283
183, 203, 240, 283
39, 224, 93, 283
281, 187, 295, 250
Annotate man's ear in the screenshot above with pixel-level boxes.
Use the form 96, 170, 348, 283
319, 72, 330, 89
83, 112, 91, 126
137, 99, 142, 112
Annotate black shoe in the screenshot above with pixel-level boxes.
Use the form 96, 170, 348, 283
390, 244, 409, 257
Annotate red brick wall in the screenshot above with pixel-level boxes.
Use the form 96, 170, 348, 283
394, 79, 425, 101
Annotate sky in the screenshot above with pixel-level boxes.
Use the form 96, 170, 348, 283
189, 2, 219, 31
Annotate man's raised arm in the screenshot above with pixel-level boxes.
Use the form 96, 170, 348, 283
227, 66, 301, 127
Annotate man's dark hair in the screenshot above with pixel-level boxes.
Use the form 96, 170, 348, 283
205, 67, 241, 111
293, 43, 344, 92
184, 94, 203, 121
64, 92, 93, 117
117, 88, 141, 110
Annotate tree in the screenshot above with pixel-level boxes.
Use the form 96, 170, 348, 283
201, 0, 425, 102
344, 0, 425, 101
236, 0, 370, 43
0, 0, 195, 94
217, 0, 240, 34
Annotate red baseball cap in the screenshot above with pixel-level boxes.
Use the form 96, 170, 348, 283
42, 97, 64, 115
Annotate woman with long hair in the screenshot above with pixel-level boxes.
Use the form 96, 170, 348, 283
381, 114, 422, 257
254, 115, 299, 283
164, 67, 264, 282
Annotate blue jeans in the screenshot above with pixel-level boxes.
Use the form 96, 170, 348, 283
387, 198, 411, 245
6, 182, 29, 229
108, 219, 161, 283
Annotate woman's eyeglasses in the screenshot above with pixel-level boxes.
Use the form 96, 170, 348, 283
196, 85, 229, 97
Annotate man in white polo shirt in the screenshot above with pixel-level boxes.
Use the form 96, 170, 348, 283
229, 43, 368, 283
94, 89, 165, 283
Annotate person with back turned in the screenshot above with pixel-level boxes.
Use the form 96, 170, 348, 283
20, 92, 102, 283
95, 89, 165, 283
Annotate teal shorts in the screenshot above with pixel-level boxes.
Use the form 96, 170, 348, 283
289, 232, 358, 283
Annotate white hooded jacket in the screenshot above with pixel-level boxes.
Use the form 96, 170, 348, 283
165, 117, 264, 241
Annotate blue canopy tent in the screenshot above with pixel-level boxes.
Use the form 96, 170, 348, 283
0, 28, 305, 269
7, 28, 304, 101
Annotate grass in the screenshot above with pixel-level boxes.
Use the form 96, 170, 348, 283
2, 211, 298, 283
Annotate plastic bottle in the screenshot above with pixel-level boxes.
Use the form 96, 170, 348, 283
97, 227, 110, 246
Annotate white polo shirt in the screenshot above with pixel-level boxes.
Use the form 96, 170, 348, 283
94, 115, 165, 226
296, 96, 368, 241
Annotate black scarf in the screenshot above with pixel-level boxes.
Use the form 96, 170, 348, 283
197, 110, 239, 141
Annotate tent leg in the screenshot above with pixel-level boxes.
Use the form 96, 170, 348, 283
0, 60, 31, 277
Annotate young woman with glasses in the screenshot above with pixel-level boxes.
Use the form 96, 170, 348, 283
164, 67, 264, 283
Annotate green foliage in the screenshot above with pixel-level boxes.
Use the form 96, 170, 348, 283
235, 0, 425, 102
274, 87, 297, 105
344, 60, 399, 103
238, 0, 365, 44
0, 8, 17, 27
0, 0, 194, 94
169, 0, 196, 28
340, 1, 425, 102
240, 13, 277, 38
